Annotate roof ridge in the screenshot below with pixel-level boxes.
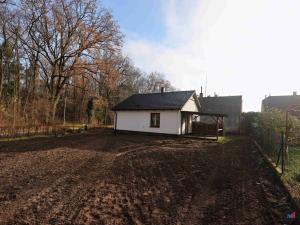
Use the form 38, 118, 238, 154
202, 95, 242, 98
112, 90, 196, 111
265, 95, 300, 98
135, 90, 195, 96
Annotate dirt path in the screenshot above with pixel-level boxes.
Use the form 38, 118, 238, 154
0, 130, 298, 224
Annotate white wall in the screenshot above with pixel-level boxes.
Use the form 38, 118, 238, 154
181, 96, 199, 112
115, 110, 181, 135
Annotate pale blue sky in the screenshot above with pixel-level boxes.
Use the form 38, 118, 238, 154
101, 0, 165, 42
101, 0, 300, 112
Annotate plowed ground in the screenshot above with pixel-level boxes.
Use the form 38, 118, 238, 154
0, 129, 298, 224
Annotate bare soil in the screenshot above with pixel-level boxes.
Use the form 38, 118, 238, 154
0, 129, 298, 225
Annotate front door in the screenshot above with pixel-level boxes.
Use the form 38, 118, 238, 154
181, 112, 191, 134
185, 114, 189, 134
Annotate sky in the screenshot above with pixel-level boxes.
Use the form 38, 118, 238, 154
101, 0, 300, 112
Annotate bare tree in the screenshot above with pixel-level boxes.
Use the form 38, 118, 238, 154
19, 0, 122, 123
140, 72, 176, 93
0, 0, 176, 127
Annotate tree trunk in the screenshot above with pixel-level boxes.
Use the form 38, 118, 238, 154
63, 93, 67, 125
104, 106, 107, 125
0, 49, 3, 102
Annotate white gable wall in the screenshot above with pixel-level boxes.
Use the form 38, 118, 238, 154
181, 96, 198, 112
115, 110, 181, 135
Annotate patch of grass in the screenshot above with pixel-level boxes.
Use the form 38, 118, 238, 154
280, 146, 300, 199
255, 142, 300, 202
283, 147, 300, 181
294, 173, 300, 182
0, 135, 54, 142
218, 136, 232, 144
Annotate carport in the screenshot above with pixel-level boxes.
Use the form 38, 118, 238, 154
183, 112, 227, 140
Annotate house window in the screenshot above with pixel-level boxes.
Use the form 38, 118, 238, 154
150, 113, 160, 128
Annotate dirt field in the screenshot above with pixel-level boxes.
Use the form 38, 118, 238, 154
0, 129, 298, 225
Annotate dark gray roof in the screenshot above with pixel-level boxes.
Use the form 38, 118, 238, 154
262, 95, 300, 111
199, 95, 242, 115
112, 91, 197, 111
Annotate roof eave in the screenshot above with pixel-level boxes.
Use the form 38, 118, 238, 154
111, 108, 182, 111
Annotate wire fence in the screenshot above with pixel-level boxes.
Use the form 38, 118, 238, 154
251, 127, 284, 172
285, 126, 300, 181
0, 124, 90, 139
246, 112, 300, 184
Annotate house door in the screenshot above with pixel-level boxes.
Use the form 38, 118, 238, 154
181, 112, 191, 134
185, 114, 189, 134
186, 114, 193, 134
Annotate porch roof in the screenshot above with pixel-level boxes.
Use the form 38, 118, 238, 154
182, 111, 228, 117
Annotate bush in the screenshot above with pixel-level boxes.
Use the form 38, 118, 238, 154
244, 109, 300, 137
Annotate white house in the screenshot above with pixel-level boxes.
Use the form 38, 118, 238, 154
112, 89, 201, 135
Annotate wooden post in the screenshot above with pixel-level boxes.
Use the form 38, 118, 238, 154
276, 131, 283, 167
282, 131, 285, 174
222, 116, 224, 136
285, 111, 289, 163
216, 116, 219, 140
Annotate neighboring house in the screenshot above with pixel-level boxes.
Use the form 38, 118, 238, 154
261, 92, 300, 113
199, 95, 242, 134
111, 89, 201, 135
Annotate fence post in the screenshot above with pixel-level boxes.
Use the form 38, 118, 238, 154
285, 111, 289, 164
281, 131, 285, 174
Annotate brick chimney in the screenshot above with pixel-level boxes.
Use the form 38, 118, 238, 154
200, 86, 204, 98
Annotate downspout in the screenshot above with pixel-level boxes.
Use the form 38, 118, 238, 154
216, 116, 219, 141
